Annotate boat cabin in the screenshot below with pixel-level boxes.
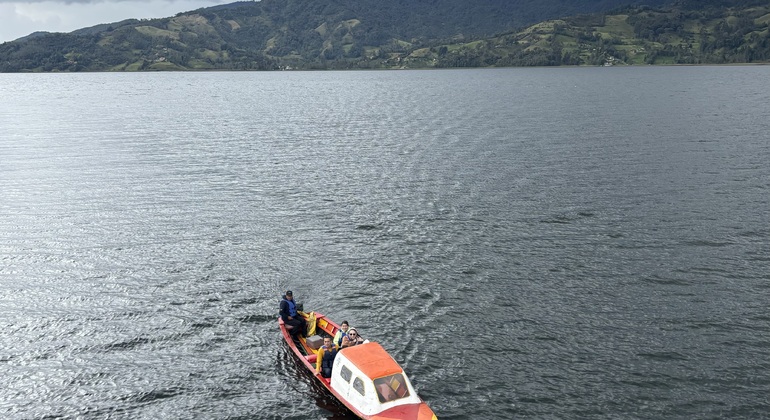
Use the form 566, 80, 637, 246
329, 342, 422, 416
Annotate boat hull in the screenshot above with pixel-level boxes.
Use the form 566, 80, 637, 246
278, 312, 436, 420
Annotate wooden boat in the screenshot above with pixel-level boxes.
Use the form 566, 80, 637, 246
279, 311, 437, 420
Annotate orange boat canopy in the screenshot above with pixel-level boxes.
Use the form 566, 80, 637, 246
341, 342, 404, 380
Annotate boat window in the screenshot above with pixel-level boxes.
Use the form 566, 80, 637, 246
352, 377, 365, 396
340, 365, 352, 383
373, 373, 410, 403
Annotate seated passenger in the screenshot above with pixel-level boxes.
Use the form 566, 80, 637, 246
315, 336, 339, 378
333, 320, 350, 347
341, 328, 364, 348
279, 290, 306, 338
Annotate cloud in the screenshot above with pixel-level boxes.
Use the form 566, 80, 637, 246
0, 0, 231, 43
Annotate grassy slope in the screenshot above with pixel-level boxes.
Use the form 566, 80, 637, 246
1, 1, 768, 71
420, 4, 770, 67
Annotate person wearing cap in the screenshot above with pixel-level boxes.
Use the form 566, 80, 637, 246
279, 290, 306, 338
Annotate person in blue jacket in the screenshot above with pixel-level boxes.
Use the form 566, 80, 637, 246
279, 290, 306, 338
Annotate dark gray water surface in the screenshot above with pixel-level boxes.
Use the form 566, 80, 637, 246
1, 67, 769, 419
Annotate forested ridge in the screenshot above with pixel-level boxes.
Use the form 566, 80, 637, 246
0, 0, 767, 71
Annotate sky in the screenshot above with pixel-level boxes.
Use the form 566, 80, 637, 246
0, 0, 232, 43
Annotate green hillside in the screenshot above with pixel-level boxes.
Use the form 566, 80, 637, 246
0, 0, 767, 71
425, 2, 770, 67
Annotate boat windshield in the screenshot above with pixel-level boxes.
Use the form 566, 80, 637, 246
373, 373, 410, 403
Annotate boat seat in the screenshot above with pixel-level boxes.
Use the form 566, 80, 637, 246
305, 354, 317, 364
377, 383, 397, 402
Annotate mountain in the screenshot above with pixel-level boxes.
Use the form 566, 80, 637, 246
0, 0, 767, 71
0, 0, 671, 71
425, 0, 770, 67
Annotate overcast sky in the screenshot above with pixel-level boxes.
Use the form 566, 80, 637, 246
0, 0, 232, 43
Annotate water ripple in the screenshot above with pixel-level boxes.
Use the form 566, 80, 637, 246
2, 68, 769, 419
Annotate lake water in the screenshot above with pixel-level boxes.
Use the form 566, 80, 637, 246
1, 67, 769, 419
